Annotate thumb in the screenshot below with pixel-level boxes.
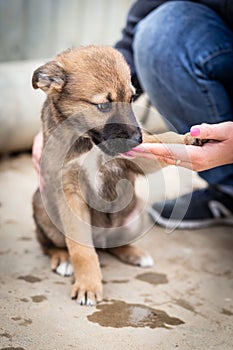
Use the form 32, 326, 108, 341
190, 122, 230, 141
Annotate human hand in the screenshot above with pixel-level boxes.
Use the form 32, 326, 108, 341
32, 131, 45, 191
32, 131, 43, 173
129, 122, 233, 171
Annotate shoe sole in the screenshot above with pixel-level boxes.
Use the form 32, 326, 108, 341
148, 207, 233, 230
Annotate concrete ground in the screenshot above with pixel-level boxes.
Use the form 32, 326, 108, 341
0, 154, 233, 350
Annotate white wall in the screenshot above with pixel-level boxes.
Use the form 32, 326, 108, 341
0, 0, 133, 62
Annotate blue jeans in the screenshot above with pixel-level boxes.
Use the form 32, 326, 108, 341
133, 1, 233, 187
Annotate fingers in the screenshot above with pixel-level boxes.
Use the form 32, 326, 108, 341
190, 122, 232, 141
32, 131, 46, 191
132, 143, 193, 162
32, 131, 43, 173
153, 155, 194, 169
130, 143, 195, 170
32, 156, 40, 174
132, 143, 173, 157
131, 122, 233, 171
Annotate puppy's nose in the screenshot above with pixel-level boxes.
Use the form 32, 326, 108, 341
128, 128, 142, 148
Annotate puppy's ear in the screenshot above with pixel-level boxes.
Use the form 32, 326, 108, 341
32, 61, 66, 94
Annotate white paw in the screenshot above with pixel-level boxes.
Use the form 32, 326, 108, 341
86, 298, 95, 307
56, 261, 74, 276
138, 255, 154, 268
78, 297, 95, 307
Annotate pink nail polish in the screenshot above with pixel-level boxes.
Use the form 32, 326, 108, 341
190, 127, 200, 137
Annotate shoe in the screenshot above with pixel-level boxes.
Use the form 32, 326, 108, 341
148, 185, 233, 229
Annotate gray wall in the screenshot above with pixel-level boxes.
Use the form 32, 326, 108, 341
0, 0, 133, 62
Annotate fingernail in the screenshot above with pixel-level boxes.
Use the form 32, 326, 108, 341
190, 127, 200, 137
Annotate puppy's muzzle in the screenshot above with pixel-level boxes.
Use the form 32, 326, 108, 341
88, 105, 142, 155
89, 124, 142, 156
103, 122, 142, 152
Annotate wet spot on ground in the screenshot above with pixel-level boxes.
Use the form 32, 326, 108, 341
0, 249, 10, 255
31, 295, 47, 303
11, 317, 32, 326
0, 348, 25, 350
136, 272, 168, 286
19, 298, 29, 303
0, 331, 12, 339
87, 300, 184, 329
18, 236, 32, 241
221, 308, 233, 316
103, 279, 129, 284
174, 298, 195, 312
17, 275, 41, 283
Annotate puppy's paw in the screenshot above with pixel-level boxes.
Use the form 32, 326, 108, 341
183, 133, 196, 145
108, 245, 154, 267
137, 254, 154, 268
71, 277, 103, 306
125, 251, 154, 267
183, 133, 207, 146
56, 261, 74, 276
48, 248, 73, 276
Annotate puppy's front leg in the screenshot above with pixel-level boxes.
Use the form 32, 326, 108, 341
59, 193, 102, 306
66, 237, 103, 306
142, 131, 198, 145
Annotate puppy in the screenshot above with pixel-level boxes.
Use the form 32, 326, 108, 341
32, 46, 196, 306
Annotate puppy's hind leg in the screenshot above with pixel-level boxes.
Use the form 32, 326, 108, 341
35, 225, 74, 277
108, 244, 154, 267
46, 247, 74, 277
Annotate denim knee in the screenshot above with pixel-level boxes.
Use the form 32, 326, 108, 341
133, 1, 233, 133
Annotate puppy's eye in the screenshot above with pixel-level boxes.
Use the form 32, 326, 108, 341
97, 102, 112, 113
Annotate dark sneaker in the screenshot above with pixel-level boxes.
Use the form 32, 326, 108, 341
148, 185, 233, 229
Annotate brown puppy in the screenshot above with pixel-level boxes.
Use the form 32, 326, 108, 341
32, 46, 195, 306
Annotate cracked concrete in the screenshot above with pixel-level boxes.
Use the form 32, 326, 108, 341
0, 154, 232, 350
